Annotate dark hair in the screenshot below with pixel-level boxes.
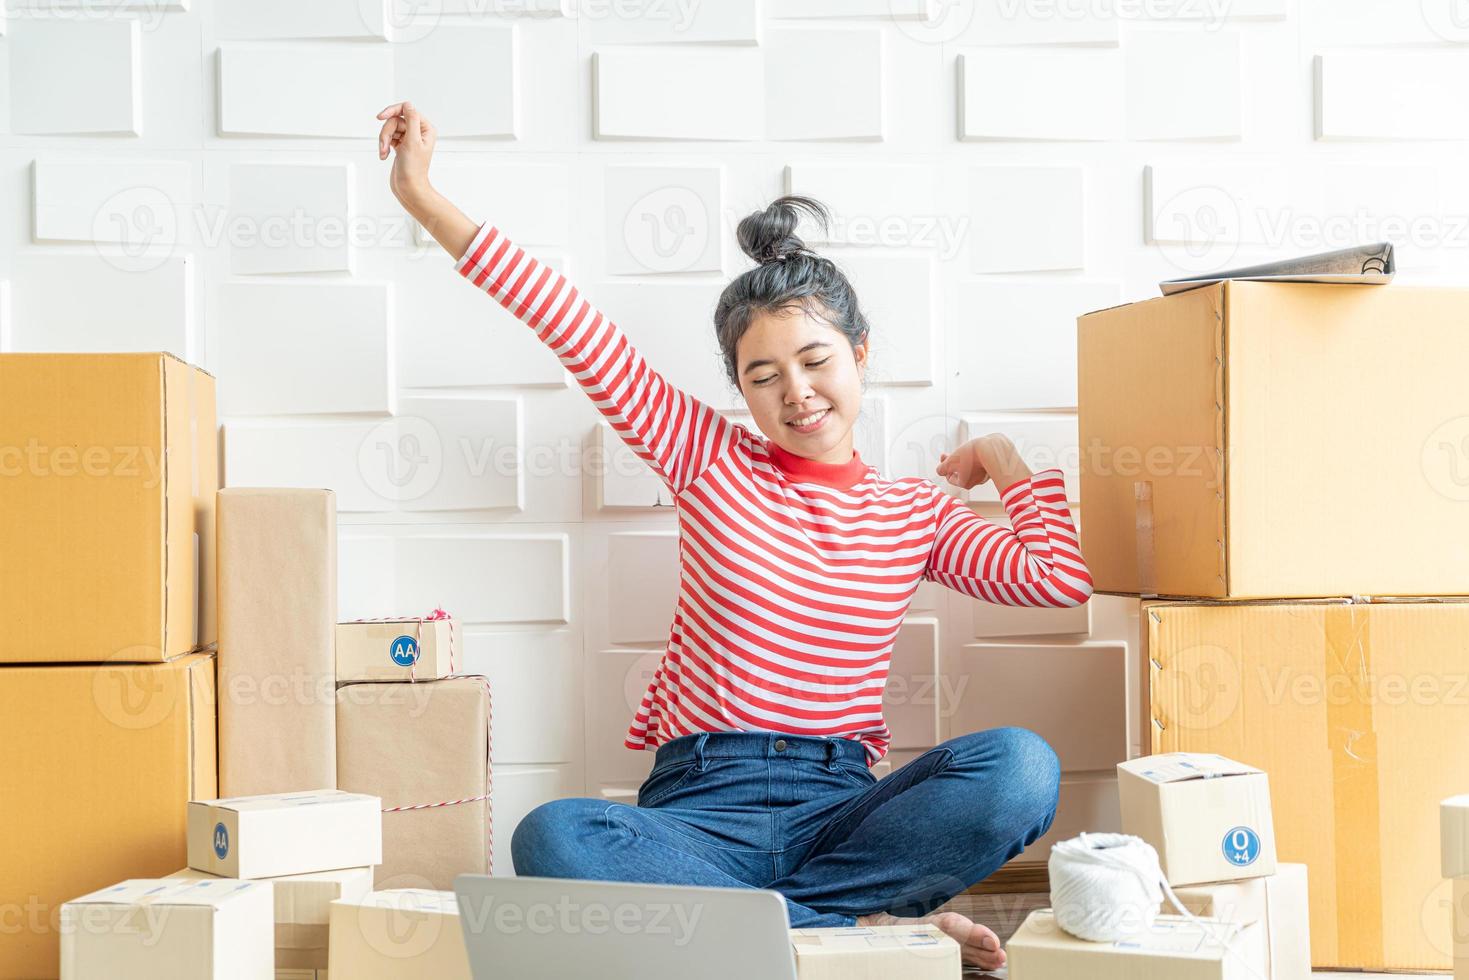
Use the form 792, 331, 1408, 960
713, 196, 871, 389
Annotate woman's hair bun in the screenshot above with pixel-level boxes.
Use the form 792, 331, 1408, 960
736, 195, 830, 266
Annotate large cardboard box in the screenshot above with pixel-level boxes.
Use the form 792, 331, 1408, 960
0, 352, 217, 662
0, 655, 216, 979
1077, 281, 1469, 599
1117, 753, 1277, 886
187, 791, 381, 879
327, 890, 469, 979
60, 878, 273, 979
1005, 909, 1253, 979
790, 925, 959, 979
168, 866, 374, 969
1164, 864, 1312, 980
336, 678, 492, 889
1144, 596, 1469, 970
217, 488, 336, 797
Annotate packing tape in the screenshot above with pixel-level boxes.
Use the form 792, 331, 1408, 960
1324, 600, 1383, 966
380, 672, 495, 870
344, 607, 456, 681
1134, 480, 1158, 600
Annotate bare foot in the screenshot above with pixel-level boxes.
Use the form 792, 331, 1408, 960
856, 909, 1006, 972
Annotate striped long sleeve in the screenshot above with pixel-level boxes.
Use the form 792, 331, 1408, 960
453, 221, 738, 495
924, 469, 1093, 607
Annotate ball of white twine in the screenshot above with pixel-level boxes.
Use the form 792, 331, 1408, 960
1046, 832, 1264, 980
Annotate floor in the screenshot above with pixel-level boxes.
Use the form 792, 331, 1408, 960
942, 893, 1438, 978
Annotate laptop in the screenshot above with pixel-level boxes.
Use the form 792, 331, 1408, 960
453, 874, 799, 979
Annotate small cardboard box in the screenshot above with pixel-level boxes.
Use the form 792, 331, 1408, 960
60, 878, 273, 979
1443, 795, 1469, 878
790, 924, 959, 979
1454, 877, 1469, 980
1006, 909, 1254, 979
217, 487, 337, 798
1164, 864, 1312, 980
1077, 281, 1469, 599
1145, 597, 1469, 970
335, 617, 461, 683
337, 677, 491, 889
328, 889, 469, 979
187, 790, 381, 880
1118, 753, 1277, 886
0, 352, 217, 662
168, 866, 374, 970
0, 654, 216, 980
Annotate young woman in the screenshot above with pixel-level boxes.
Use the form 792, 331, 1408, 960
378, 101, 1093, 972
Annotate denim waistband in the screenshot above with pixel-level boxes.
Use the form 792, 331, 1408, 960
652, 730, 869, 771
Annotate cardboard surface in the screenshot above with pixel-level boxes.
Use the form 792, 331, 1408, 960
1077, 281, 1469, 599
1145, 597, 1469, 970
1006, 909, 1250, 979
0, 654, 215, 979
336, 677, 491, 890
60, 878, 273, 979
187, 790, 381, 880
327, 890, 469, 979
217, 487, 337, 797
0, 352, 217, 662
1443, 795, 1469, 878
335, 618, 461, 683
168, 865, 374, 969
1118, 752, 1278, 886
1164, 864, 1312, 980
790, 925, 959, 980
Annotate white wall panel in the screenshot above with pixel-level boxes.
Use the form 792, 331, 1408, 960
216, 281, 393, 416
593, 47, 763, 140
8, 254, 194, 359
222, 420, 386, 512
394, 395, 524, 513
1126, 31, 1242, 141
604, 165, 723, 275
958, 50, 1123, 141
214, 0, 388, 40
1317, 52, 1469, 141
765, 28, 884, 141
32, 156, 192, 246
415, 164, 571, 248
838, 252, 935, 386
227, 163, 353, 275
959, 412, 1079, 505
581, 0, 759, 43
217, 43, 393, 138
463, 629, 583, 765
10, 19, 140, 135
969, 166, 1085, 273
395, 27, 518, 139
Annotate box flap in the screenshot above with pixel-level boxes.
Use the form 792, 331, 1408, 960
1120, 752, 1261, 783
204, 789, 373, 812
67, 877, 266, 909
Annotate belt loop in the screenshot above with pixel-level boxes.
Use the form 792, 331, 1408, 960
694, 732, 710, 772
824, 738, 838, 772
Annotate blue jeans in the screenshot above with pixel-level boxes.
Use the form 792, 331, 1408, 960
510, 726, 1060, 928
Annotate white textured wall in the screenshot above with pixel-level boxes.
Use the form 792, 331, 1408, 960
3, 0, 1467, 876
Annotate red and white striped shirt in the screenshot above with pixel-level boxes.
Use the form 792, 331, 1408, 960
455, 222, 1093, 765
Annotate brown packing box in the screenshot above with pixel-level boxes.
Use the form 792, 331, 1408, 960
0, 352, 217, 662
0, 654, 216, 979
1143, 596, 1469, 971
791, 924, 960, 979
218, 488, 337, 798
1077, 281, 1469, 599
336, 678, 492, 890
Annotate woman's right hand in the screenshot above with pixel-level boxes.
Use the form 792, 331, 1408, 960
377, 101, 436, 208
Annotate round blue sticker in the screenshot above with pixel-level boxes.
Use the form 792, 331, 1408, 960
389, 635, 420, 667
212, 822, 229, 860
1221, 826, 1260, 867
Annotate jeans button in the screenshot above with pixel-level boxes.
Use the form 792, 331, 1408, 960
774, 739, 787, 752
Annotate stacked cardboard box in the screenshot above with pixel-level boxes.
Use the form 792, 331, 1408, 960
1441, 797, 1469, 979
1078, 280, 1469, 971
0, 353, 218, 980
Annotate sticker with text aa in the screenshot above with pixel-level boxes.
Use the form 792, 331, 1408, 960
213, 822, 229, 860
390, 635, 420, 667
1221, 826, 1260, 867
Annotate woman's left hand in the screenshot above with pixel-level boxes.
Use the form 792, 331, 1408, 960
936, 434, 1031, 492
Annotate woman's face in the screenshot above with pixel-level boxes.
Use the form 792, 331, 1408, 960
735, 304, 867, 465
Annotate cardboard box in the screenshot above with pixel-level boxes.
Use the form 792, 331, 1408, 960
1444, 795, 1469, 878
1077, 281, 1469, 599
187, 790, 382, 880
790, 925, 959, 979
327, 890, 469, 979
1145, 596, 1469, 970
337, 678, 491, 890
1164, 864, 1312, 980
0, 352, 217, 662
217, 487, 336, 797
60, 878, 272, 979
335, 617, 461, 683
1006, 909, 1254, 979
0, 654, 216, 980
1454, 877, 1469, 980
1118, 753, 1277, 886
168, 866, 374, 970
